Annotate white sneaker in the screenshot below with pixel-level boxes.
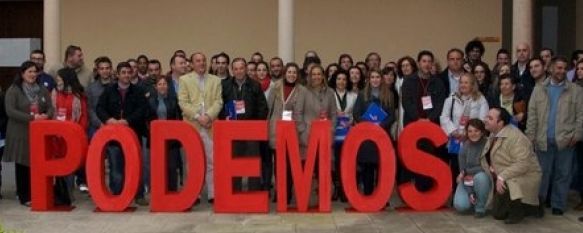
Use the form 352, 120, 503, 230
79, 184, 89, 192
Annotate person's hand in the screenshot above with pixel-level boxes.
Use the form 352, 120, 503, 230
568, 137, 577, 147
514, 112, 525, 122
197, 114, 210, 126
489, 166, 495, 174
34, 114, 47, 120
456, 172, 464, 184
496, 177, 506, 194
106, 118, 117, 125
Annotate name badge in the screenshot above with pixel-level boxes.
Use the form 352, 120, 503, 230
282, 110, 293, 121
421, 96, 433, 110
234, 100, 245, 114
57, 108, 67, 121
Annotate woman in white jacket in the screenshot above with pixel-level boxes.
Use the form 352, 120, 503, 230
440, 73, 489, 190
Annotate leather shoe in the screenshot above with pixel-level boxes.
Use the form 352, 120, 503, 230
551, 208, 563, 216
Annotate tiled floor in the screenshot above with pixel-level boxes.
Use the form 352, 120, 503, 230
1, 162, 583, 233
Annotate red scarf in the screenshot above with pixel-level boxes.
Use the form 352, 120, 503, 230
260, 76, 271, 92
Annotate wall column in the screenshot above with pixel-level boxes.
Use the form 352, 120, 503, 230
512, 0, 533, 58
44, 0, 61, 71
278, 0, 294, 63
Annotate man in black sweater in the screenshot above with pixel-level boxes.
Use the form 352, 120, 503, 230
97, 62, 148, 206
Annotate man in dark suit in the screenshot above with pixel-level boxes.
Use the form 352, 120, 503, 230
219, 58, 268, 192
438, 48, 465, 96
511, 42, 535, 101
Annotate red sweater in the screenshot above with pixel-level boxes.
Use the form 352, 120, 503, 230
54, 92, 88, 130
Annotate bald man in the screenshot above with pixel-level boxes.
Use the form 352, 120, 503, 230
511, 42, 535, 101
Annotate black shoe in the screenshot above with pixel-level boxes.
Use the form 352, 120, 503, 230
535, 205, 545, 218
474, 212, 487, 218
208, 198, 214, 204
504, 217, 522, 224
551, 208, 563, 216
578, 216, 583, 222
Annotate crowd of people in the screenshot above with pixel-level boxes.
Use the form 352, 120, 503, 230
0, 40, 582, 224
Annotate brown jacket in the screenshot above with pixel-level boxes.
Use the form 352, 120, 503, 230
267, 80, 307, 152
526, 80, 583, 151
300, 86, 337, 156
481, 125, 541, 205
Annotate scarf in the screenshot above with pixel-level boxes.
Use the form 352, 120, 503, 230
335, 90, 347, 111
283, 79, 296, 101
23, 82, 41, 102
260, 75, 271, 92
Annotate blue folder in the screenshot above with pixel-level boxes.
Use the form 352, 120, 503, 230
334, 116, 350, 142
361, 102, 388, 124
225, 101, 237, 120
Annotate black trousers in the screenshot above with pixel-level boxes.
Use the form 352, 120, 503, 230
260, 144, 273, 191
359, 162, 378, 195
0, 147, 3, 192
411, 140, 438, 192
491, 187, 538, 221
15, 163, 30, 205
167, 146, 181, 192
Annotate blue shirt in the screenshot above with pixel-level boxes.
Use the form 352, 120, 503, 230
547, 80, 566, 141
37, 72, 55, 91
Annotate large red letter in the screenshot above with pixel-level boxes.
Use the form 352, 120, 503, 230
30, 121, 87, 211
150, 120, 206, 212
86, 125, 142, 212
276, 120, 331, 212
398, 121, 450, 211
213, 120, 268, 213
340, 122, 396, 212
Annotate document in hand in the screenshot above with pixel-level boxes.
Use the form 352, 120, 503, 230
225, 101, 237, 120
334, 115, 350, 142
361, 102, 388, 124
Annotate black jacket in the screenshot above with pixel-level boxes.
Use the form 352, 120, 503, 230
352, 93, 395, 163
96, 83, 148, 137
438, 69, 453, 96
511, 62, 535, 101
219, 77, 268, 120
487, 90, 527, 131
401, 74, 447, 126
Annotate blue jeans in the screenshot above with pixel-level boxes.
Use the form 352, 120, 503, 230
107, 143, 145, 198
453, 171, 491, 213
537, 143, 575, 211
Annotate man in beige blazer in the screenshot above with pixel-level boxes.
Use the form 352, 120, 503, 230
482, 107, 542, 224
178, 52, 223, 204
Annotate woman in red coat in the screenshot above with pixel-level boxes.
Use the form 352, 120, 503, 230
49, 67, 88, 206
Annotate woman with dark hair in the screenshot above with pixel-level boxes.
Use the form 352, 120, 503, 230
487, 74, 527, 131
49, 67, 88, 205
146, 76, 182, 191
348, 66, 365, 93
329, 70, 357, 201
3, 61, 54, 207
338, 54, 354, 72
452, 119, 491, 217
267, 62, 308, 203
396, 56, 418, 135
355, 61, 368, 79
352, 70, 396, 195
472, 62, 494, 97
325, 63, 339, 82
381, 67, 400, 139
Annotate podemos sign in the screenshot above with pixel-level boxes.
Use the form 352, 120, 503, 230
29, 120, 451, 213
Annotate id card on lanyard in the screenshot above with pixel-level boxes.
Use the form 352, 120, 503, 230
282, 87, 295, 121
